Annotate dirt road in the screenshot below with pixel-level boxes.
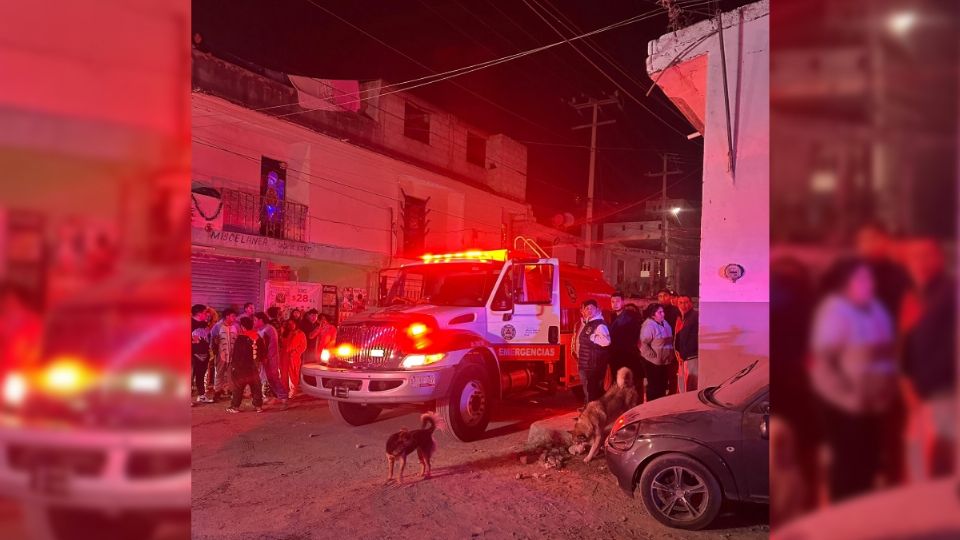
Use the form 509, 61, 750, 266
191, 392, 768, 540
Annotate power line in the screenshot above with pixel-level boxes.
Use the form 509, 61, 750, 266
191, 136, 507, 233
302, 0, 585, 139
195, 4, 670, 127
536, 0, 693, 126
193, 97, 589, 200
522, 0, 690, 139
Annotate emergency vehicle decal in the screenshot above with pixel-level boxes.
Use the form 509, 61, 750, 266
495, 345, 561, 361
501, 324, 516, 341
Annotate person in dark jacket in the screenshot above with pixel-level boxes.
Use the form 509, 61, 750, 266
674, 295, 699, 392
608, 292, 643, 396
657, 289, 682, 394
191, 304, 213, 404
227, 317, 264, 413
902, 239, 956, 479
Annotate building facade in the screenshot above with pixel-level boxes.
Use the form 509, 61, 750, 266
191, 50, 602, 320
647, 0, 770, 385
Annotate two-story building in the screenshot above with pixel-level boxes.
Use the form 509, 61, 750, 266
190, 50, 582, 320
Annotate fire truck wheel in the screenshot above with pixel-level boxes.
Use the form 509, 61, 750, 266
328, 400, 382, 426
437, 364, 491, 442
571, 384, 585, 401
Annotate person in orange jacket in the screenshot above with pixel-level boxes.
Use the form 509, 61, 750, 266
281, 319, 307, 398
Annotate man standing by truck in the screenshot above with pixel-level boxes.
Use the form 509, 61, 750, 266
577, 299, 611, 404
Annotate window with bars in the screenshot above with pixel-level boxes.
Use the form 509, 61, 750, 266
221, 188, 308, 242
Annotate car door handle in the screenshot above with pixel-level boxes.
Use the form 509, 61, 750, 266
502, 313, 512, 321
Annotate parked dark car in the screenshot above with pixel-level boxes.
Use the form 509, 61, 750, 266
605, 359, 769, 530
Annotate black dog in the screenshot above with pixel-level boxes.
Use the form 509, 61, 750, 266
385, 412, 439, 483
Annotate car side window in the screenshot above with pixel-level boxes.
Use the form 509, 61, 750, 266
491, 271, 513, 311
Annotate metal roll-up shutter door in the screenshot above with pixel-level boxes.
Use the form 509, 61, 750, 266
191, 254, 262, 312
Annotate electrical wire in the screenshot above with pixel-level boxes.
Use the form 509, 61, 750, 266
195, 4, 670, 126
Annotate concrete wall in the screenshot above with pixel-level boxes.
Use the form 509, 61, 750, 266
192, 93, 532, 261
648, 1, 769, 386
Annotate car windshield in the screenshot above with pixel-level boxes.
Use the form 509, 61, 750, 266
384, 262, 503, 307
703, 360, 768, 408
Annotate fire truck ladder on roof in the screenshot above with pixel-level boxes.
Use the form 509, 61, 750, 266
513, 236, 549, 259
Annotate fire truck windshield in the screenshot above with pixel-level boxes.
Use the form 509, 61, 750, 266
385, 263, 503, 307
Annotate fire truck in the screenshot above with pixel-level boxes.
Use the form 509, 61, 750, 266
300, 238, 614, 442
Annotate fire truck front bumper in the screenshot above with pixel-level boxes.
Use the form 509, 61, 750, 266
299, 363, 456, 403
0, 417, 190, 511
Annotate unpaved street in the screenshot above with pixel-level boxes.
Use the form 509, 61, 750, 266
191, 393, 768, 540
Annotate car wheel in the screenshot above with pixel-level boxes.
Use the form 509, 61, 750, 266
638, 454, 723, 530
328, 400, 381, 426
437, 364, 490, 442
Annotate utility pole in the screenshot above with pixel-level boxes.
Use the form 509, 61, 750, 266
646, 154, 682, 289
571, 93, 620, 268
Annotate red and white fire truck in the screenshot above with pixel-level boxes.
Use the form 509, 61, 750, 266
300, 239, 614, 441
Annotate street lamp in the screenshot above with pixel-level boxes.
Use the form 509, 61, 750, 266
670, 207, 682, 216
888, 11, 916, 35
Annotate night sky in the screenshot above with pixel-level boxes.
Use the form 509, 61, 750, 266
193, 0, 753, 224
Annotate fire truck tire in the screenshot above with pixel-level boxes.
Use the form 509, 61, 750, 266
571, 384, 585, 401
437, 364, 491, 442
328, 400, 382, 426
47, 508, 159, 540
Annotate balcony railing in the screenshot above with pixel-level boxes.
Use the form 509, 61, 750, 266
221, 188, 308, 242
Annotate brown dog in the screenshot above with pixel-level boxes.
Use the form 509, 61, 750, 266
572, 367, 641, 463
385, 412, 439, 483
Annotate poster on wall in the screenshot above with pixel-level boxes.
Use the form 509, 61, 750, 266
321, 285, 338, 323
338, 287, 368, 323
264, 281, 322, 317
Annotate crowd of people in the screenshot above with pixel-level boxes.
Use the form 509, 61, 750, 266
771, 223, 956, 526
572, 289, 700, 409
190, 302, 337, 412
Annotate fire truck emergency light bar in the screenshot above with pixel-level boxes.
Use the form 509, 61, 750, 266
420, 249, 509, 263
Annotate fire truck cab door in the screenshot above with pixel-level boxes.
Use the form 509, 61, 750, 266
485, 259, 560, 346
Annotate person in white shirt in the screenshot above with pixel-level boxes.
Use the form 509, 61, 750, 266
576, 299, 611, 405
639, 303, 674, 401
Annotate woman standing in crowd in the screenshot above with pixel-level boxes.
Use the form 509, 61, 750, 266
810, 258, 898, 503
638, 302, 673, 402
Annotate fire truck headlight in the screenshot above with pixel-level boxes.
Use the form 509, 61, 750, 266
401, 353, 445, 369
126, 371, 164, 394
2, 372, 28, 408
41, 357, 98, 396
320, 349, 331, 362
406, 323, 429, 338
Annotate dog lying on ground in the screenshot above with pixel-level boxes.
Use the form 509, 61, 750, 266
572, 367, 641, 463
385, 412, 440, 483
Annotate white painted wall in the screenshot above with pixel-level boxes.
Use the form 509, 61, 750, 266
192, 94, 532, 261
648, 1, 769, 385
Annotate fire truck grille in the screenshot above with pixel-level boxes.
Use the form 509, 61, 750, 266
336, 325, 401, 368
